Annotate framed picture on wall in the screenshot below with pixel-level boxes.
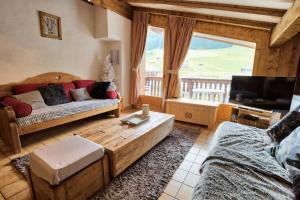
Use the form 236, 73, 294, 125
39, 11, 62, 40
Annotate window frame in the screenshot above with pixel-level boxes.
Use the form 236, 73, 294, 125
142, 25, 166, 98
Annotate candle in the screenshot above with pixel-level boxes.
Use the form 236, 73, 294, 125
142, 104, 150, 117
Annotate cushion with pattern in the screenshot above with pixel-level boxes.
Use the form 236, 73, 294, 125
267, 111, 300, 143
274, 126, 300, 199
275, 126, 300, 168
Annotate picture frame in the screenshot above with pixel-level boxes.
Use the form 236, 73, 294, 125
39, 11, 62, 40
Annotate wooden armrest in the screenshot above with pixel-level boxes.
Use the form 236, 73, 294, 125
0, 106, 21, 153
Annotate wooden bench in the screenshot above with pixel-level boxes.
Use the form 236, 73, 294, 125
0, 72, 121, 154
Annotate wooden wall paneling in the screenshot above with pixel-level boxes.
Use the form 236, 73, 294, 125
295, 58, 300, 94
252, 31, 270, 76
278, 37, 296, 76
194, 20, 266, 43
134, 7, 275, 30
253, 32, 300, 77
263, 47, 281, 76
252, 48, 261, 76
287, 33, 300, 76
149, 14, 168, 28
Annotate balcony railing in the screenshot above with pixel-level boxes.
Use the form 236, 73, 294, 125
145, 77, 231, 103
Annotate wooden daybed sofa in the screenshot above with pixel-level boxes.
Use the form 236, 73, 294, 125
0, 72, 120, 154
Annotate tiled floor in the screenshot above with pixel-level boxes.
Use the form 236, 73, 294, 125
0, 111, 217, 200
158, 128, 216, 200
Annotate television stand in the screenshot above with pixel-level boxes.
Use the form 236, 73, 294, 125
228, 104, 281, 129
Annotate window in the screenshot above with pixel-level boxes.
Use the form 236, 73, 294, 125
142, 26, 164, 97
180, 33, 256, 102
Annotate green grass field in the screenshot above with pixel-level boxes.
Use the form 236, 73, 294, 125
145, 45, 255, 79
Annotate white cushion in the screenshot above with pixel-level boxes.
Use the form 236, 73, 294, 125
30, 136, 104, 185
14, 90, 47, 110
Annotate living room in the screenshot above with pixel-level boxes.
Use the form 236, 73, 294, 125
0, 0, 300, 199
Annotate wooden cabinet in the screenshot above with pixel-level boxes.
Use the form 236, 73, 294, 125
231, 106, 281, 129
218, 103, 281, 129
165, 99, 218, 130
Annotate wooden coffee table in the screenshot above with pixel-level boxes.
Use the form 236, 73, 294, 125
77, 111, 175, 177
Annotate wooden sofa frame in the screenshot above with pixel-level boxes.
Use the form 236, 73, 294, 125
0, 72, 120, 154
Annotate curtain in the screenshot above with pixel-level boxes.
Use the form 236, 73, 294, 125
163, 15, 196, 102
129, 11, 150, 105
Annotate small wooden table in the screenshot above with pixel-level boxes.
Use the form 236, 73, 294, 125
77, 111, 175, 177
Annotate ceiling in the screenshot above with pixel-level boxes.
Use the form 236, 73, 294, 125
123, 0, 295, 27
180, 0, 294, 10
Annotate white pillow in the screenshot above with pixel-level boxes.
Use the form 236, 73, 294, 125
70, 88, 93, 101
14, 90, 47, 110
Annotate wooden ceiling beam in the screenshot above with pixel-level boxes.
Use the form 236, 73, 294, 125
91, 0, 133, 19
134, 6, 276, 30
123, 0, 286, 17
270, 0, 300, 47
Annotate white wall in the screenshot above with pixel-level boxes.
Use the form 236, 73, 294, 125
106, 10, 132, 106
0, 0, 109, 84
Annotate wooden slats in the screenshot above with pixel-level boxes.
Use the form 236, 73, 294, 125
0, 180, 28, 199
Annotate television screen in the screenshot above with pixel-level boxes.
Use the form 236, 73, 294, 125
229, 76, 296, 110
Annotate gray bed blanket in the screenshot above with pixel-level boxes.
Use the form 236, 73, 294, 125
192, 122, 294, 200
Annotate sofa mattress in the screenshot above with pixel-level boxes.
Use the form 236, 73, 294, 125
16, 99, 119, 127
192, 122, 294, 200
30, 135, 104, 185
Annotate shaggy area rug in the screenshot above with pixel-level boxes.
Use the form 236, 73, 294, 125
12, 127, 198, 200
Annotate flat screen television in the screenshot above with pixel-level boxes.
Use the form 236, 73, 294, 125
229, 76, 296, 110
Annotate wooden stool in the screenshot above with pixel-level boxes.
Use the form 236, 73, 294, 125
27, 136, 110, 200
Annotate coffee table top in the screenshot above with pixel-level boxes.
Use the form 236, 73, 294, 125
77, 111, 174, 152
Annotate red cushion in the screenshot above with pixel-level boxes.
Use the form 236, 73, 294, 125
106, 90, 118, 99
12, 83, 47, 95
1, 96, 32, 117
73, 80, 95, 94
